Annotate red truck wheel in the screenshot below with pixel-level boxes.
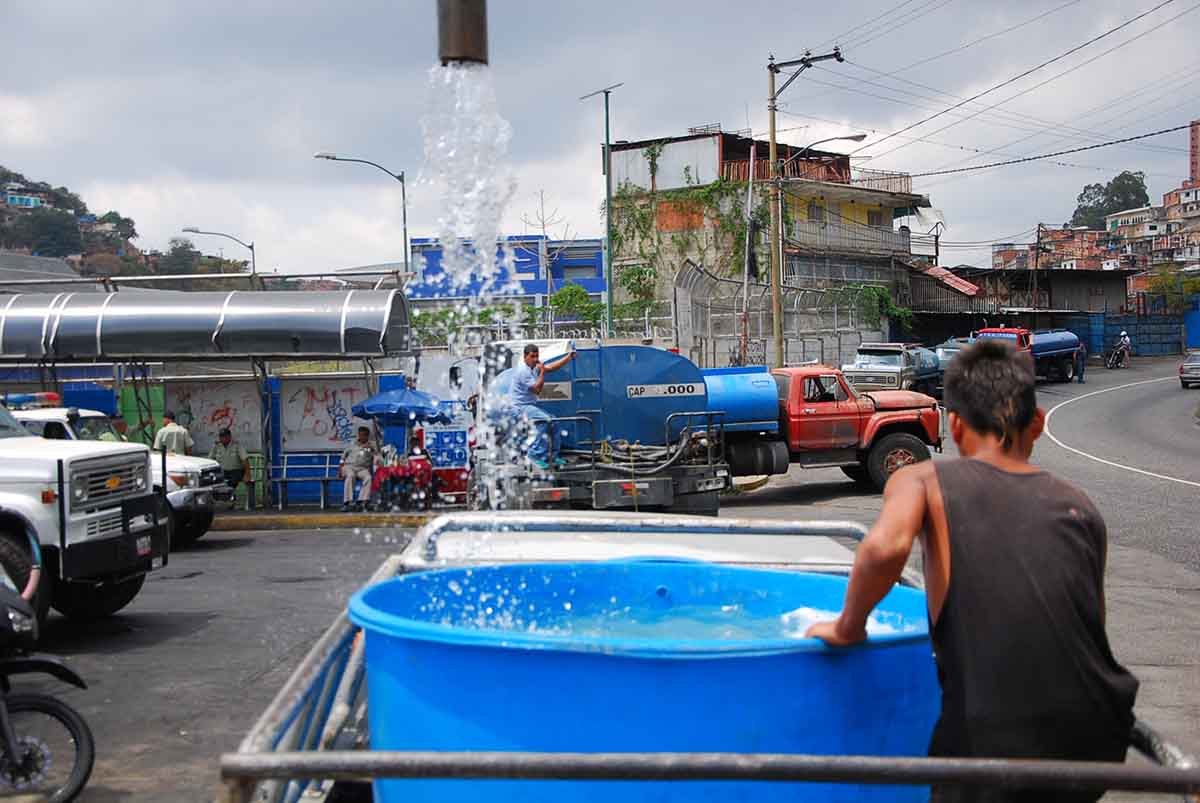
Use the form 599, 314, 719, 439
867, 433, 931, 491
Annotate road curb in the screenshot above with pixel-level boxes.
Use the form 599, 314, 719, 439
211, 511, 435, 531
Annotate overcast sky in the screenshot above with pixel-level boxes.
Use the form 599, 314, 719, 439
2, 0, 1196, 272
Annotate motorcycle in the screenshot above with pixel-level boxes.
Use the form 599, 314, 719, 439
1105, 345, 1130, 369
0, 534, 94, 801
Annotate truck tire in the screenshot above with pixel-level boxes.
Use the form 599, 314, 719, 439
52, 574, 146, 621
867, 433, 931, 492
1059, 359, 1075, 383
664, 490, 720, 517
173, 510, 213, 549
0, 533, 51, 628
841, 465, 871, 486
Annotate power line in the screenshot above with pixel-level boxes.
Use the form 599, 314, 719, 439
794, 0, 1084, 110
861, 0, 1200, 162
847, 0, 1179, 157
899, 123, 1192, 179
798, 68, 1186, 157
915, 66, 1200, 185
836, 60, 1188, 155
895, 0, 1084, 72
773, 109, 1187, 178
811, 0, 921, 51
840, 0, 957, 50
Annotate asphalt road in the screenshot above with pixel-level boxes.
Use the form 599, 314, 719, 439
26, 528, 406, 801
12, 356, 1197, 801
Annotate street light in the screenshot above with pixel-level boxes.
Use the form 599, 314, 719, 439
313, 152, 410, 280
181, 227, 256, 275
778, 133, 868, 172
580, 82, 623, 339
767, 47, 844, 367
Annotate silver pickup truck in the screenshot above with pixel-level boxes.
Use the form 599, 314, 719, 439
842, 343, 943, 396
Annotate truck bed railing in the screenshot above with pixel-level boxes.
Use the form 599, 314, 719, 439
219, 515, 1199, 803
663, 410, 726, 467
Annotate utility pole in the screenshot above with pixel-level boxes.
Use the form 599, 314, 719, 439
581, 83, 623, 338
1033, 223, 1043, 330
768, 48, 843, 367
740, 143, 757, 365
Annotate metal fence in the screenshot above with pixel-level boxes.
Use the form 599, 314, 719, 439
673, 261, 886, 368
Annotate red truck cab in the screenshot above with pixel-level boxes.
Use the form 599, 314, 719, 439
769, 365, 942, 490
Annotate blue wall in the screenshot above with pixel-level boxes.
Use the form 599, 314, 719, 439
407, 236, 605, 301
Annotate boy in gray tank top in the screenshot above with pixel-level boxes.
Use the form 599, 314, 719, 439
807, 338, 1137, 802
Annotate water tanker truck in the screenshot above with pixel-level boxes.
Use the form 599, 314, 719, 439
471, 341, 732, 515
973, 327, 1080, 382
471, 344, 941, 510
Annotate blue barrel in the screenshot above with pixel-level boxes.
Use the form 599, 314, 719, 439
349, 562, 940, 802
703, 366, 780, 434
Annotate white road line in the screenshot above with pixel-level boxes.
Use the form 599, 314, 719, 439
1043, 376, 1200, 489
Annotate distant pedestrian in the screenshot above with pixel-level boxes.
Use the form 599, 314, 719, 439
339, 426, 378, 512
153, 410, 194, 455
1075, 341, 1087, 384
209, 428, 251, 492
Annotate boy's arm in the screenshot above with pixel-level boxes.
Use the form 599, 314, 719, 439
806, 463, 930, 645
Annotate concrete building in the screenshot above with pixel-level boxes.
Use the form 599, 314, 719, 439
607, 128, 932, 298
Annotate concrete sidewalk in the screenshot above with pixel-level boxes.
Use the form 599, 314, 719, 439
209, 506, 438, 531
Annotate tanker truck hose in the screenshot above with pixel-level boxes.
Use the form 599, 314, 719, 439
574, 429, 697, 477
20, 527, 42, 603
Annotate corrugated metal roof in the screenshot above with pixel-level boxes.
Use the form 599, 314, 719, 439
911, 264, 980, 297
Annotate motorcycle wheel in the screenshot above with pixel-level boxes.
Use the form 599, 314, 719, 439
0, 692, 94, 802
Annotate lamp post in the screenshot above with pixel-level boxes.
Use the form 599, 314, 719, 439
580, 83, 623, 338
767, 48, 844, 367
181, 227, 255, 275
314, 153, 410, 279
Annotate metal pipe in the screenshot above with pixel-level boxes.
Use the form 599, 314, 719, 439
438, 0, 488, 65
0, 269, 411, 287
219, 750, 1200, 794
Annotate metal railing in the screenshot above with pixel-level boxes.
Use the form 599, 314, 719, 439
718, 161, 913, 195
789, 219, 911, 257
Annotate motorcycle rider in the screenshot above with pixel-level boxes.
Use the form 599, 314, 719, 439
1112, 331, 1132, 368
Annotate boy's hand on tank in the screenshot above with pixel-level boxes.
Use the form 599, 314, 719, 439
805, 619, 866, 646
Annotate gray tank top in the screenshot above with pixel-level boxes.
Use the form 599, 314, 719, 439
929, 458, 1138, 766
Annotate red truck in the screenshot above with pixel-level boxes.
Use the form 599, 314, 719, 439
725, 364, 942, 491
974, 327, 1080, 382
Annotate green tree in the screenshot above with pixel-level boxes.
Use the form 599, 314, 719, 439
549, 283, 603, 325
98, 210, 138, 240
1068, 171, 1149, 229
9, 207, 84, 256
159, 237, 201, 274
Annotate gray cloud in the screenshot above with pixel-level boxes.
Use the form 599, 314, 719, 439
2, 0, 1196, 272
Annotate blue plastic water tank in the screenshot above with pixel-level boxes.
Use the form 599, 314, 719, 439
703, 366, 780, 434
350, 562, 940, 803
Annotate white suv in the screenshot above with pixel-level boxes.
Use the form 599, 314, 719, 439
13, 408, 226, 547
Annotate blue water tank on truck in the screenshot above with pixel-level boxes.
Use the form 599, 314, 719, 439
701, 366, 791, 478
974, 327, 1080, 382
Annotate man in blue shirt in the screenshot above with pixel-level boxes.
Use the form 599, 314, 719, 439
512, 343, 575, 469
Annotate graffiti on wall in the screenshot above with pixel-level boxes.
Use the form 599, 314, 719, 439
281, 380, 371, 451
167, 381, 262, 455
